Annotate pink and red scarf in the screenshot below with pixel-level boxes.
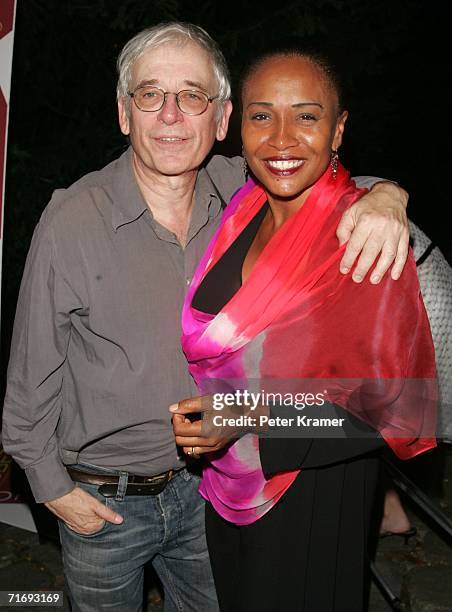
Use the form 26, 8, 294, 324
181, 164, 436, 525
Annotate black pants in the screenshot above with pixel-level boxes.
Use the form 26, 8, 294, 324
206, 454, 380, 612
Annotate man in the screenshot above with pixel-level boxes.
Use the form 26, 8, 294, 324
2, 22, 409, 612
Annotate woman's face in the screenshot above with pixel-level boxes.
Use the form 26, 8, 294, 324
241, 56, 348, 204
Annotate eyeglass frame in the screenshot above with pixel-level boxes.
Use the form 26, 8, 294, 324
127, 85, 219, 116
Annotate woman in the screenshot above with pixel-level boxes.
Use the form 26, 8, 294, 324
171, 51, 436, 611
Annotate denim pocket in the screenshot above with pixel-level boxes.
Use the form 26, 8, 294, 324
61, 515, 109, 538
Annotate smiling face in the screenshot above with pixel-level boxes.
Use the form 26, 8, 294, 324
118, 41, 232, 178
241, 55, 348, 206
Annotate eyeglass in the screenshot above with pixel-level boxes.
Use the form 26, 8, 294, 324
128, 85, 219, 115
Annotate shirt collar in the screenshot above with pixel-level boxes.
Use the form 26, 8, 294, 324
111, 147, 148, 231
194, 164, 223, 219
111, 147, 223, 233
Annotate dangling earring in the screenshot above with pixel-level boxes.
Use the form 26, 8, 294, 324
242, 146, 248, 177
330, 149, 339, 180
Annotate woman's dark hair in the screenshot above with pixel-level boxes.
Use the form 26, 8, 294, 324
239, 47, 345, 114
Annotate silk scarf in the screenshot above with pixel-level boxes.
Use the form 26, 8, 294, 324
181, 163, 437, 525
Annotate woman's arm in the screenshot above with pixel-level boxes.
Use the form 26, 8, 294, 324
208, 156, 410, 284
170, 397, 385, 471
258, 403, 385, 478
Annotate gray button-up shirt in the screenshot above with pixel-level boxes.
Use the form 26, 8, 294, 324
2, 148, 245, 502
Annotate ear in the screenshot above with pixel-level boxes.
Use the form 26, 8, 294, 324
216, 100, 233, 142
118, 97, 130, 136
332, 110, 348, 150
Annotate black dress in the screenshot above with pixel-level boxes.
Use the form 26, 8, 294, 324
193, 203, 383, 612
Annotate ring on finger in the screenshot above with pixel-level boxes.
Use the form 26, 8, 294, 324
191, 446, 201, 459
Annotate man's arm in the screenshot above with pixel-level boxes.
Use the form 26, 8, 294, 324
2, 219, 76, 502
209, 157, 410, 284
2, 215, 123, 533
340, 178, 409, 284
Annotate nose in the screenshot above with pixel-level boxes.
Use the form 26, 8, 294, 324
157, 93, 183, 125
267, 116, 298, 150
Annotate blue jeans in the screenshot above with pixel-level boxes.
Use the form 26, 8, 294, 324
59, 464, 218, 612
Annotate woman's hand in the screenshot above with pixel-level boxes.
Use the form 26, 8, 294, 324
170, 395, 236, 458
170, 395, 267, 458
337, 182, 409, 284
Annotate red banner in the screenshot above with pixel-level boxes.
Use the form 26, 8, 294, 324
0, 0, 16, 239
0, 0, 17, 502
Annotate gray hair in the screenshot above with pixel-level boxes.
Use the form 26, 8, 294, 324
116, 22, 231, 118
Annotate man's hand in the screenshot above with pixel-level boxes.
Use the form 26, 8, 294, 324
337, 182, 409, 284
170, 395, 243, 458
44, 486, 123, 535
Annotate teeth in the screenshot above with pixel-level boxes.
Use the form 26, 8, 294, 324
267, 159, 303, 170
159, 137, 183, 142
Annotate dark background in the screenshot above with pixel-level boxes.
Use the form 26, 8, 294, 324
1, 0, 450, 385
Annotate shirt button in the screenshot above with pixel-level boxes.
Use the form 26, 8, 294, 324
186, 278, 190, 286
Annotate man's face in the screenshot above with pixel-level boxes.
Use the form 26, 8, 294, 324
118, 42, 232, 178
